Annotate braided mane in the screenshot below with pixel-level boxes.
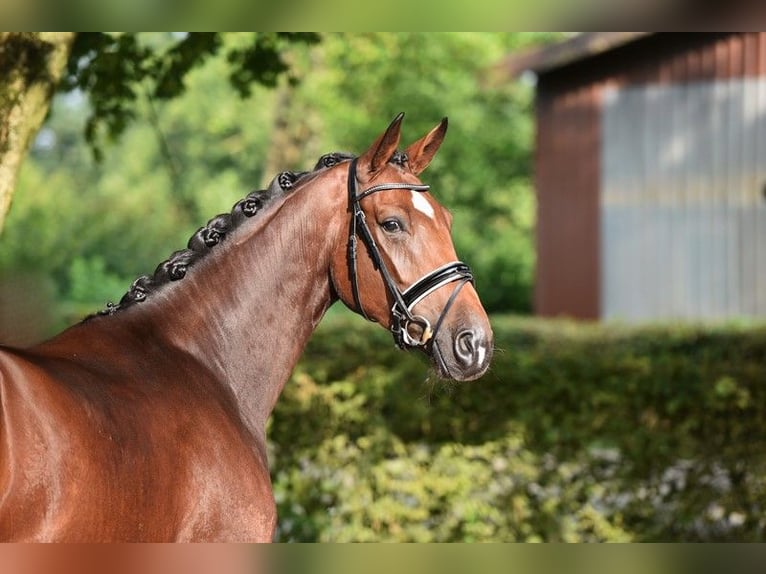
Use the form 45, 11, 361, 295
89, 151, 356, 320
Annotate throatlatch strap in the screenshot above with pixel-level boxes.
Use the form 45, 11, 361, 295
347, 159, 371, 321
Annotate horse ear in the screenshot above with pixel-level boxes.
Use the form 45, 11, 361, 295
404, 117, 448, 176
357, 112, 405, 183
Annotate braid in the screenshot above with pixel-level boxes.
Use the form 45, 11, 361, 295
314, 152, 354, 170
90, 152, 353, 319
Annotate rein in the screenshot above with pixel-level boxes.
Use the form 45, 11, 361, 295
346, 158, 474, 350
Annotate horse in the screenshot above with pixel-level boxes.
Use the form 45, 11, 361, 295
0, 113, 493, 541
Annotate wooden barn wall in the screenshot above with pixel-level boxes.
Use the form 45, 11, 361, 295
534, 81, 601, 319
534, 33, 766, 320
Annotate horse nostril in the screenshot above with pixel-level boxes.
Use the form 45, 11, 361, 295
454, 330, 477, 366
447, 328, 493, 380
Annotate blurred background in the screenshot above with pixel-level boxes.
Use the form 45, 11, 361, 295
1, 33, 765, 542
0, 32, 551, 343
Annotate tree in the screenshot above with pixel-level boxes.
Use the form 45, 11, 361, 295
0, 32, 319, 233
2, 33, 558, 334
0, 33, 74, 234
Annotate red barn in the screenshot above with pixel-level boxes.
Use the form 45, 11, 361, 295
504, 33, 766, 321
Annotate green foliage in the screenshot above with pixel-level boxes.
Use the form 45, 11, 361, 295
65, 256, 125, 305
270, 313, 766, 541
1, 33, 550, 330
62, 32, 319, 160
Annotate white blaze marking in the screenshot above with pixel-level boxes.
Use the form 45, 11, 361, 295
476, 343, 487, 367
411, 190, 435, 219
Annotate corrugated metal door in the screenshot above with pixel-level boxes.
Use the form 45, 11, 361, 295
601, 79, 766, 321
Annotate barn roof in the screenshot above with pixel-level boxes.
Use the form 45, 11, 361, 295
500, 33, 650, 78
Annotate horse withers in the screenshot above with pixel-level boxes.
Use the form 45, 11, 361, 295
0, 114, 493, 541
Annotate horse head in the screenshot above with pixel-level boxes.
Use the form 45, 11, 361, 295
330, 113, 494, 381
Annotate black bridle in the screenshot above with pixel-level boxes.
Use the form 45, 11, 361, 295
346, 158, 474, 350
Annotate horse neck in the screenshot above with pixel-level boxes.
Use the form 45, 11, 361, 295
128, 177, 345, 435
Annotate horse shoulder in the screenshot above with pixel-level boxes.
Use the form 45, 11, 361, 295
0, 344, 275, 541
0, 346, 91, 540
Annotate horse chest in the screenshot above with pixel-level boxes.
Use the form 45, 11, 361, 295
89, 407, 276, 541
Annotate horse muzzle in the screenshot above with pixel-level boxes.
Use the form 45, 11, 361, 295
432, 322, 493, 381
390, 263, 493, 382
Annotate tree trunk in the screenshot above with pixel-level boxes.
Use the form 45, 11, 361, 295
0, 32, 74, 234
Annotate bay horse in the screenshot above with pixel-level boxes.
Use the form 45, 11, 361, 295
0, 114, 493, 542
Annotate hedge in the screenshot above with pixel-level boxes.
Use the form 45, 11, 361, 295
268, 311, 766, 542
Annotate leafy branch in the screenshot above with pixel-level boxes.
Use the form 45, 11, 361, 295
61, 32, 320, 160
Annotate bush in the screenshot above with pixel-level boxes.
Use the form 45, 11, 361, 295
269, 312, 766, 542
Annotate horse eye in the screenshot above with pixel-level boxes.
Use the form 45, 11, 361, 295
381, 218, 403, 234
